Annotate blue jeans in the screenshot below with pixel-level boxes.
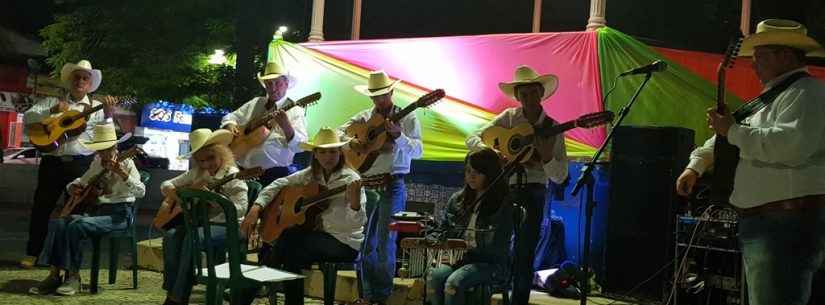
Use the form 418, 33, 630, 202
359, 178, 406, 302
426, 263, 499, 305
162, 225, 227, 301
510, 183, 546, 305
38, 202, 133, 273
739, 206, 825, 305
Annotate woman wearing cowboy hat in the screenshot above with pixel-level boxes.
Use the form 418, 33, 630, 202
159, 128, 249, 305
29, 123, 145, 296
21, 60, 120, 268
676, 19, 825, 305
466, 65, 568, 305
239, 127, 367, 305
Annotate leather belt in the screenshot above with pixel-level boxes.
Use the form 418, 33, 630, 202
362, 173, 403, 189
737, 194, 825, 216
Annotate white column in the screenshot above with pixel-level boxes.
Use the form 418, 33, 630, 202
532, 0, 542, 33
308, 0, 325, 42
586, 0, 607, 31
740, 0, 752, 35
352, 0, 363, 40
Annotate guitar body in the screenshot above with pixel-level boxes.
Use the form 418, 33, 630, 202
260, 183, 324, 243
229, 126, 271, 159
709, 34, 743, 204
480, 123, 536, 162
59, 185, 100, 217
29, 107, 95, 152
152, 197, 183, 231
343, 114, 389, 172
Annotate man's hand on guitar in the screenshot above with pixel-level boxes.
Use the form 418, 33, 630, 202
384, 119, 402, 139
270, 110, 290, 129
676, 168, 699, 197
349, 138, 368, 153
50, 100, 69, 114
706, 106, 734, 136
224, 123, 240, 136
347, 180, 363, 211
102, 158, 128, 180
162, 186, 180, 203
101, 95, 118, 118
240, 204, 262, 239
69, 184, 84, 197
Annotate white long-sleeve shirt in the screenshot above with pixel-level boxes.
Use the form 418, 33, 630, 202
67, 157, 145, 204
220, 96, 308, 169
686, 68, 825, 208
161, 166, 249, 223
338, 105, 423, 176
254, 167, 367, 250
23, 94, 107, 156
466, 107, 568, 185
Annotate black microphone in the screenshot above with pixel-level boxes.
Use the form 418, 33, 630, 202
619, 60, 668, 76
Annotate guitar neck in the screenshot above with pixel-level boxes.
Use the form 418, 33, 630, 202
244, 99, 299, 134
535, 120, 576, 138
207, 173, 238, 190
304, 184, 349, 208
716, 65, 727, 111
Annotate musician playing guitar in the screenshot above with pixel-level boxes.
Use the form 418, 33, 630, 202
466, 65, 568, 305
159, 128, 249, 305
29, 123, 145, 296
337, 70, 424, 305
221, 61, 308, 186
239, 128, 366, 305
675, 20, 825, 305
20, 60, 118, 269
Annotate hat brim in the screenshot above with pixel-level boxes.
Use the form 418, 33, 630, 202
60, 64, 102, 93
354, 80, 401, 97
498, 74, 559, 101
299, 139, 350, 151
181, 130, 234, 159
80, 132, 132, 151
257, 73, 297, 89
738, 32, 825, 58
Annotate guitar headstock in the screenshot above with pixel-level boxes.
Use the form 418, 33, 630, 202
721, 34, 744, 71
292, 92, 322, 108
574, 111, 614, 128
118, 147, 147, 161
413, 89, 445, 109
235, 167, 264, 180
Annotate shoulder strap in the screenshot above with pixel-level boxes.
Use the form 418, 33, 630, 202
733, 71, 810, 122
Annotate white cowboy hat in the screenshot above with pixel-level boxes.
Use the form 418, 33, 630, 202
498, 65, 559, 101
739, 19, 825, 58
257, 61, 297, 89
182, 128, 234, 158
354, 70, 401, 97
60, 60, 103, 93
299, 127, 349, 150
80, 123, 131, 151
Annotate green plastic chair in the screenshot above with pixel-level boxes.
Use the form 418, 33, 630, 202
89, 170, 150, 293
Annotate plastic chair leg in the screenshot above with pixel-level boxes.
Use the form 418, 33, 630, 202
321, 263, 339, 305
109, 237, 120, 284
90, 238, 102, 294
131, 236, 139, 289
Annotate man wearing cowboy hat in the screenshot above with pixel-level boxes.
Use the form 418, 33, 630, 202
339, 70, 423, 305
21, 60, 119, 268
676, 19, 825, 305
466, 65, 568, 305
29, 123, 145, 296
221, 61, 308, 187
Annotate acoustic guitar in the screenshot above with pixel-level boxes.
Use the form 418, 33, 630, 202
229, 92, 321, 158
151, 167, 264, 230
57, 147, 145, 218
259, 182, 349, 243
481, 111, 614, 162
344, 89, 445, 172
27, 95, 120, 152
709, 35, 743, 203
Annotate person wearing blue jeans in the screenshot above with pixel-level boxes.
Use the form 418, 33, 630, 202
162, 226, 228, 303
29, 123, 145, 296
676, 19, 825, 305
426, 148, 513, 305
340, 70, 424, 304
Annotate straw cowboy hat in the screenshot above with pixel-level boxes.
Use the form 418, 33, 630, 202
257, 61, 297, 88
60, 60, 102, 93
81, 123, 131, 151
182, 128, 234, 158
739, 19, 825, 58
498, 65, 559, 101
354, 70, 401, 97
299, 127, 349, 150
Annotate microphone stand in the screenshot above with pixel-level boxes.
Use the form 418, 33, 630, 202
570, 71, 654, 305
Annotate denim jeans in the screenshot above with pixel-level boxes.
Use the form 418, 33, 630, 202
38, 202, 132, 273
162, 225, 227, 301
739, 206, 825, 305
360, 178, 406, 302
509, 183, 546, 305
426, 263, 499, 305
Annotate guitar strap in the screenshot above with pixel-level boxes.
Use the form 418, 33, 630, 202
732, 71, 810, 123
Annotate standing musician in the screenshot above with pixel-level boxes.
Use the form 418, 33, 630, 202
466, 65, 568, 305
340, 70, 423, 305
160, 128, 249, 305
239, 128, 366, 305
221, 61, 308, 186
676, 19, 825, 305
28, 123, 145, 296
21, 60, 118, 268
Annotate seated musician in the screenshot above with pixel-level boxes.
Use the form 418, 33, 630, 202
29, 123, 145, 296
240, 127, 367, 305
425, 148, 513, 305
160, 128, 248, 305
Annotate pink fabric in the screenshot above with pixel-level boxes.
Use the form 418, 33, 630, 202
303, 31, 606, 148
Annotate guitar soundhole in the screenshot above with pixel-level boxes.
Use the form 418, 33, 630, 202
508, 136, 523, 152
294, 198, 304, 214
61, 117, 73, 128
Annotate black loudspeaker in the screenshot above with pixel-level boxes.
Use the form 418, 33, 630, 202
602, 126, 695, 301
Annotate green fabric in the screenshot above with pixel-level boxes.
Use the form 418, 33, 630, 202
597, 27, 744, 146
